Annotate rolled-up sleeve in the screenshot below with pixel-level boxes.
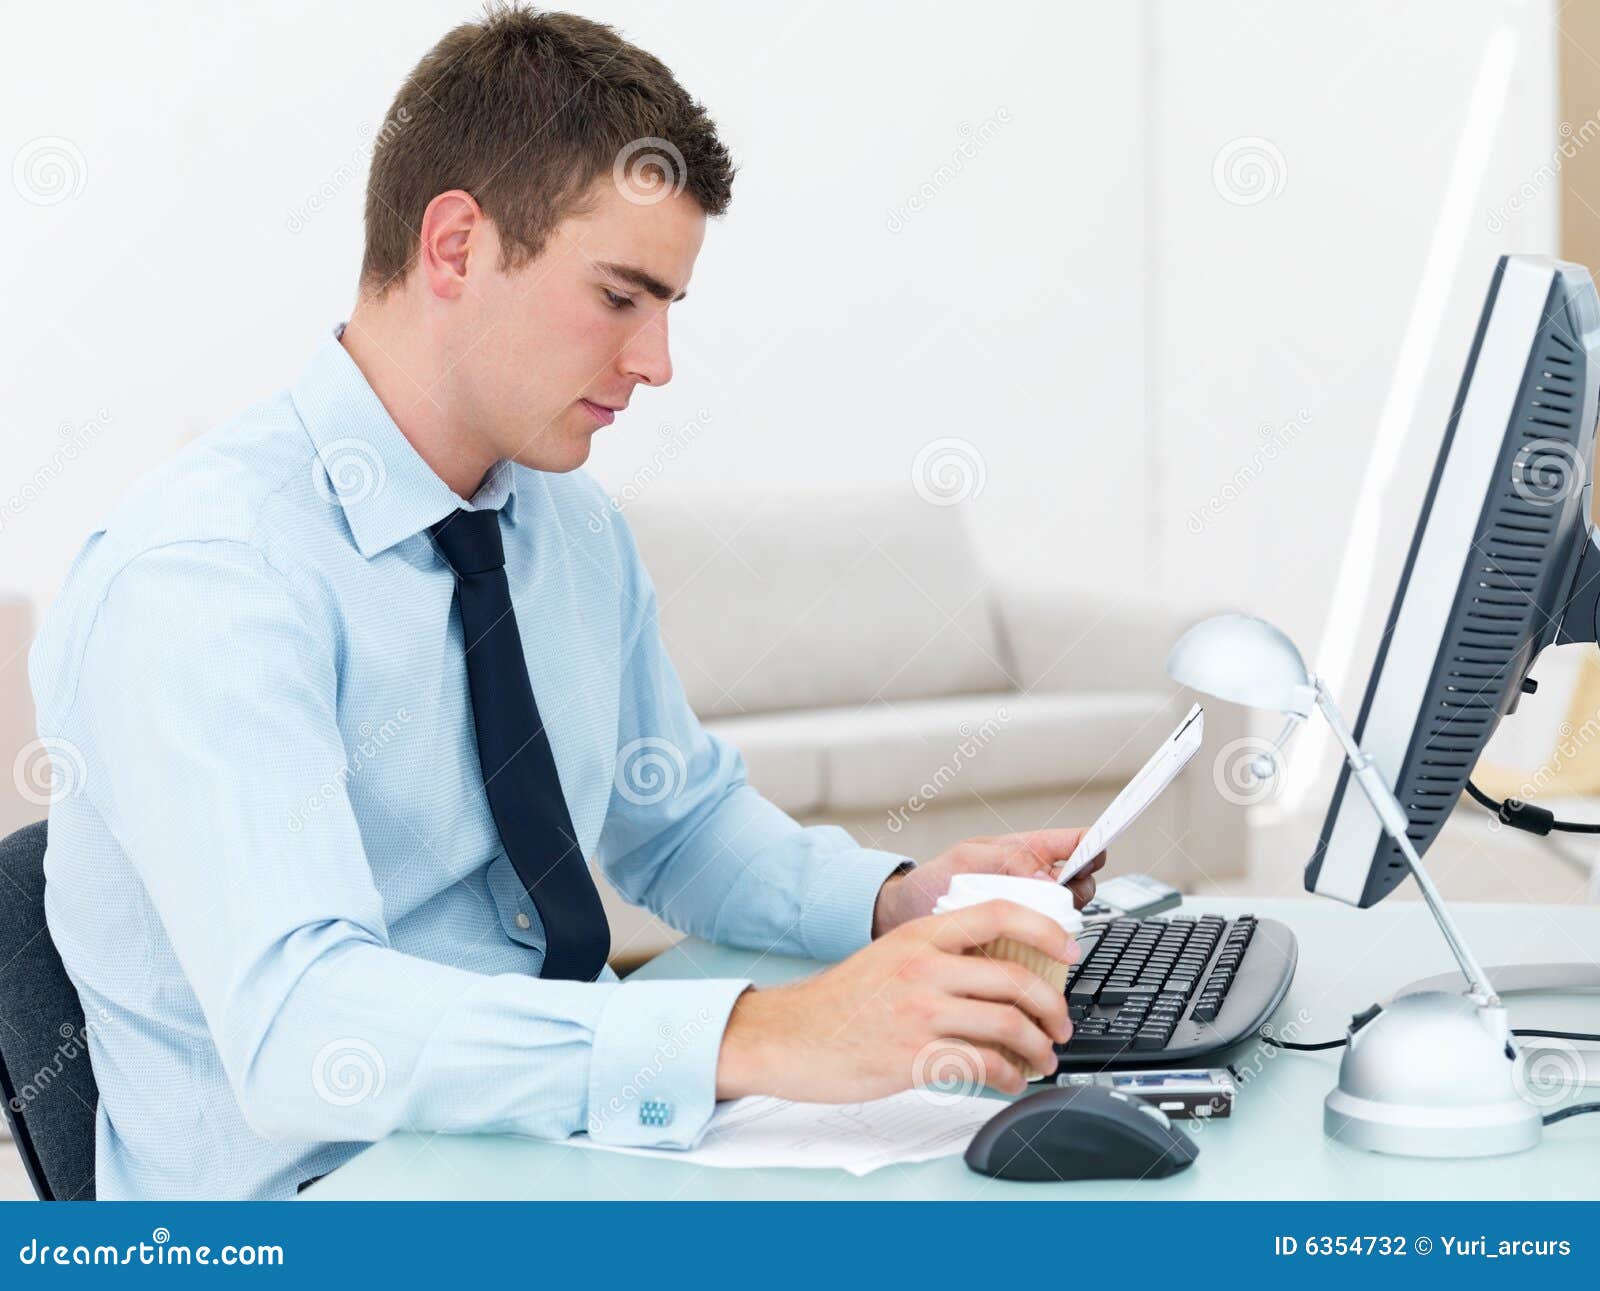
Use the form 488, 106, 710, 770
66, 539, 746, 1150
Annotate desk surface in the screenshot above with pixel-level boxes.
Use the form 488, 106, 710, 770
307, 897, 1600, 1200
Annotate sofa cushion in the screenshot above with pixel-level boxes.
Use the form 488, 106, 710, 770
625, 491, 1010, 719
707, 689, 1174, 818
703, 719, 826, 816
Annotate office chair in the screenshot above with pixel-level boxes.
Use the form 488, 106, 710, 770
0, 820, 97, 1200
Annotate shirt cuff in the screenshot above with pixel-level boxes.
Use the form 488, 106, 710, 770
585, 977, 752, 1148
797, 848, 915, 963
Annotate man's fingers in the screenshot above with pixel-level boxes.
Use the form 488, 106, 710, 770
934, 954, 1072, 1042
995, 846, 1056, 879
1066, 872, 1097, 908
934, 1000, 1058, 1081
994, 827, 1091, 865
976, 1047, 1029, 1095
927, 898, 1076, 962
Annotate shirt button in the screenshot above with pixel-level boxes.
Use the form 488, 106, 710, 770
515, 912, 531, 930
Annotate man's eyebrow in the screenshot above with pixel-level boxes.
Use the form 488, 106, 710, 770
597, 261, 687, 303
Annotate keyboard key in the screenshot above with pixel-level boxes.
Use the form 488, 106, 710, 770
1074, 1035, 1134, 1054
1068, 980, 1102, 1006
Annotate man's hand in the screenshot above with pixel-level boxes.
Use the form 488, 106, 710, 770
715, 898, 1078, 1102
871, 827, 1106, 937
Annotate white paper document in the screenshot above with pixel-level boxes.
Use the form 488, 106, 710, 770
567, 1090, 998, 1176
1056, 703, 1205, 885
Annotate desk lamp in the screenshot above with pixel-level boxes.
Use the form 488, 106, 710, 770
1166, 612, 1542, 1157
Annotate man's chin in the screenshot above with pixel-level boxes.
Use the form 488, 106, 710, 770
512, 430, 592, 474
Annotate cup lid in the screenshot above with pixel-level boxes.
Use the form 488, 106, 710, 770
931, 873, 1083, 932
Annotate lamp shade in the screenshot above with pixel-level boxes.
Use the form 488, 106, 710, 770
1165, 613, 1316, 717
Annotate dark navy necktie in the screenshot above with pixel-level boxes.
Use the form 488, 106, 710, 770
429, 507, 610, 981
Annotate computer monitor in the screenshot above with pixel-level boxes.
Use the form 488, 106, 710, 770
1306, 254, 1600, 907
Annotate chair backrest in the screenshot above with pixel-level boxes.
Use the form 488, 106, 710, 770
0, 820, 97, 1200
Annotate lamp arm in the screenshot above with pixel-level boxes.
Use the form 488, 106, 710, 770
1310, 676, 1501, 1004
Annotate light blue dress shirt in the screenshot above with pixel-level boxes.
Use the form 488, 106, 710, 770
27, 324, 911, 1200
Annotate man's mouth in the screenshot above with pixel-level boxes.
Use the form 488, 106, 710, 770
579, 398, 620, 426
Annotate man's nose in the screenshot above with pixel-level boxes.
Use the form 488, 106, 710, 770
622, 312, 673, 388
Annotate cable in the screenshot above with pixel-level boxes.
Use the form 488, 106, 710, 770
1543, 1102, 1600, 1125
1257, 1003, 1382, 1049
1256, 1020, 1600, 1126
1465, 780, 1600, 835
1258, 1025, 1600, 1050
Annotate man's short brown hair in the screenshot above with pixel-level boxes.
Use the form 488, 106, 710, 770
360, 3, 736, 296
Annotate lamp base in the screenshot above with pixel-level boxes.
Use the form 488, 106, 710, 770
1321, 992, 1542, 1158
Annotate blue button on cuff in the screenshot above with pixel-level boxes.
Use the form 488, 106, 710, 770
639, 1099, 673, 1128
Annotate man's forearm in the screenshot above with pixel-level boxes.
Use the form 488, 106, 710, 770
603, 770, 912, 963
221, 930, 748, 1150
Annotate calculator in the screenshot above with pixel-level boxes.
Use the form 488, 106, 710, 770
1080, 872, 1183, 921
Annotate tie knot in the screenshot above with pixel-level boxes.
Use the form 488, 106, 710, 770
430, 508, 505, 576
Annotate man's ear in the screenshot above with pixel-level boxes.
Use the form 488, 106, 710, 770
416, 189, 483, 301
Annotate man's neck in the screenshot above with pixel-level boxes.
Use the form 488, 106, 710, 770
339, 306, 498, 501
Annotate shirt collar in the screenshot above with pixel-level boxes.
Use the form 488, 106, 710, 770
290, 322, 517, 560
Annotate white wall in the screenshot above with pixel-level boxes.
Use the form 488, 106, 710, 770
0, 1, 1563, 726
1153, 0, 1558, 680
1, 0, 1148, 622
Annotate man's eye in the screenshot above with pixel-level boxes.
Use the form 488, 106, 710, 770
603, 290, 633, 310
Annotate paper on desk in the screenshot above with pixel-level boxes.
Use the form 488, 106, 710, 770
567, 1090, 998, 1176
1056, 703, 1204, 885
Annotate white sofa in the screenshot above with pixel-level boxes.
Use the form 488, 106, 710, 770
597, 491, 1250, 966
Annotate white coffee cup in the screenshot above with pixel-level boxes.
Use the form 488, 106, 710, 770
933, 874, 1082, 1080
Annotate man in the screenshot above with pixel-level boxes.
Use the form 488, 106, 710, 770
29, 4, 1102, 1199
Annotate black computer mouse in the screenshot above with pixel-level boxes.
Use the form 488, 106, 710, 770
964, 1083, 1199, 1182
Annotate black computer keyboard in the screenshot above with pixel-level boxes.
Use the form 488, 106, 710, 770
1053, 913, 1297, 1069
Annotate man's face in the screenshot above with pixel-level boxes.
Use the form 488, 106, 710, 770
451, 177, 706, 474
